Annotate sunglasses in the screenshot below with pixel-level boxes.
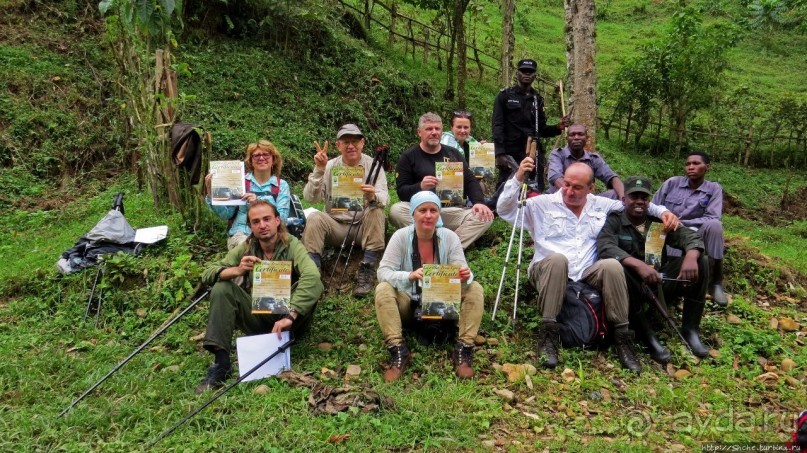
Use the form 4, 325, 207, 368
452, 110, 472, 119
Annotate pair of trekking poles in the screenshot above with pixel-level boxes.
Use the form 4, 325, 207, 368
60, 284, 296, 447
326, 145, 389, 293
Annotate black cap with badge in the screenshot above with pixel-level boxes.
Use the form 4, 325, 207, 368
517, 59, 537, 72
624, 176, 653, 196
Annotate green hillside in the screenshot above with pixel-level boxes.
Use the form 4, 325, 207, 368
1, 0, 806, 451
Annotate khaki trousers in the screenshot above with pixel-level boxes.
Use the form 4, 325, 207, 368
389, 202, 492, 249
528, 253, 629, 328
301, 207, 386, 255
374, 281, 484, 346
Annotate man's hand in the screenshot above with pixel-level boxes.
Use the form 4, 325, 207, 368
272, 317, 294, 339
237, 256, 262, 276
495, 155, 519, 172
558, 115, 571, 130
636, 263, 661, 285
361, 183, 377, 202
515, 156, 535, 183
678, 250, 700, 284
408, 267, 424, 282
313, 140, 329, 171
660, 211, 680, 231
420, 175, 439, 191
471, 203, 494, 222
459, 266, 471, 283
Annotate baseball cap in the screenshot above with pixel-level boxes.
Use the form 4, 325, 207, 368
624, 176, 653, 196
517, 59, 537, 72
336, 123, 363, 139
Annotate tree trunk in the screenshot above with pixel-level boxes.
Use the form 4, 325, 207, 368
389, 2, 396, 45
455, 0, 470, 108
500, 0, 515, 87
564, 0, 598, 150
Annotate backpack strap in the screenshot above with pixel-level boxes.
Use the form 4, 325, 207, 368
228, 178, 280, 227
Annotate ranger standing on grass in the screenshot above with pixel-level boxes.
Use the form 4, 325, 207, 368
196, 201, 322, 394
302, 124, 389, 297
490, 58, 569, 203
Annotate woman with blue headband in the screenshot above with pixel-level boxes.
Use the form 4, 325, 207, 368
374, 191, 484, 382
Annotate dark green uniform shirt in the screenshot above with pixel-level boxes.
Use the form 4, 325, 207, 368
596, 211, 704, 263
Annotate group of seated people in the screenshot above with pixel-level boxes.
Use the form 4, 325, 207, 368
195, 111, 728, 393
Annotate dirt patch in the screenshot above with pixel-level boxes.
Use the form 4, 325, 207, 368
724, 186, 807, 226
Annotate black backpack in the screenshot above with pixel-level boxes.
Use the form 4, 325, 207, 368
557, 281, 608, 347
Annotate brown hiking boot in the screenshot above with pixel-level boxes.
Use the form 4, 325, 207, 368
614, 329, 642, 374
353, 262, 375, 297
383, 343, 411, 382
535, 321, 560, 369
452, 342, 475, 379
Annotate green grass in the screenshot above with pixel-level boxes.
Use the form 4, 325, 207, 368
2, 0, 807, 450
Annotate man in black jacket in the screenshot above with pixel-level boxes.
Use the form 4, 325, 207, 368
491, 58, 568, 200
390, 112, 494, 249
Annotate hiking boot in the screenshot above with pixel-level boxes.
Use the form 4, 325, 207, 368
452, 343, 475, 379
709, 258, 728, 307
681, 298, 709, 358
384, 343, 411, 383
353, 262, 375, 297
195, 363, 232, 395
535, 321, 560, 369
614, 329, 642, 374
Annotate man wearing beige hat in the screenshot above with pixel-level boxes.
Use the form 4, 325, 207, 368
303, 124, 389, 297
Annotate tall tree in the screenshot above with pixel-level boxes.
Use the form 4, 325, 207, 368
500, 0, 516, 87
564, 0, 598, 151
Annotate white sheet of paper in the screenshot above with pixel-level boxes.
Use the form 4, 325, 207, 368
134, 225, 168, 244
235, 332, 292, 382
303, 207, 320, 218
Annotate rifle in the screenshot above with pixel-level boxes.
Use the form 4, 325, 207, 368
641, 283, 695, 356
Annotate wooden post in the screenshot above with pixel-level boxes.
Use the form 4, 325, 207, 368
423, 28, 429, 63
388, 2, 396, 45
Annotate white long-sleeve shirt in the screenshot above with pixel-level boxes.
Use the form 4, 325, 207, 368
496, 178, 667, 281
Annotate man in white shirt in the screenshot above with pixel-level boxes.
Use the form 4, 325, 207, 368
497, 161, 679, 373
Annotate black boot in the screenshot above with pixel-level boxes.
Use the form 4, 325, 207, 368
709, 258, 728, 307
613, 328, 642, 373
681, 298, 709, 358
631, 311, 672, 364
535, 321, 560, 369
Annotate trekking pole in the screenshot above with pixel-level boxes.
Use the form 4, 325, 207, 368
83, 260, 105, 325
59, 286, 211, 417
641, 283, 694, 356
511, 138, 538, 322
146, 338, 296, 449
511, 186, 529, 323
326, 147, 386, 292
491, 183, 526, 320
335, 147, 388, 292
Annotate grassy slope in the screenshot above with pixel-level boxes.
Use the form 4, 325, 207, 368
1, 1, 806, 451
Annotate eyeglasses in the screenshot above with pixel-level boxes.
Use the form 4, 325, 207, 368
453, 110, 472, 119
252, 153, 273, 162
